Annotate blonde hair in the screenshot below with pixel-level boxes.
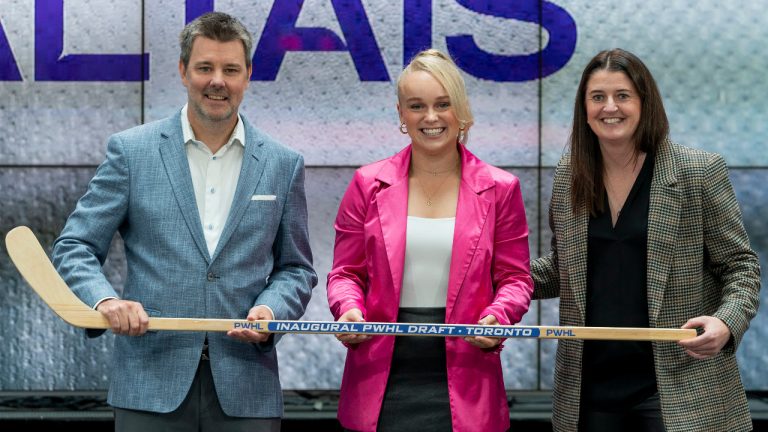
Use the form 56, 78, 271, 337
397, 49, 474, 144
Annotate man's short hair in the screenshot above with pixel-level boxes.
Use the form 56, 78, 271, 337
179, 12, 253, 68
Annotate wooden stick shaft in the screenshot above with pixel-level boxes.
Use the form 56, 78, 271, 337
16, 310, 697, 340
5, 226, 697, 341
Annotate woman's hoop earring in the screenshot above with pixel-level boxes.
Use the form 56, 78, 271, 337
399, 123, 408, 134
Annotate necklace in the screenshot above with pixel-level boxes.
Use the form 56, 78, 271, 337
413, 164, 457, 177
413, 164, 458, 206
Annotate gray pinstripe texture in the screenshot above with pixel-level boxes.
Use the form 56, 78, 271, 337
532, 139, 760, 432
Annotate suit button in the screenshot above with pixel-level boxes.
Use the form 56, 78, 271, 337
207, 272, 216, 281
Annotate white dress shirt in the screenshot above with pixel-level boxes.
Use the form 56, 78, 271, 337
181, 104, 245, 258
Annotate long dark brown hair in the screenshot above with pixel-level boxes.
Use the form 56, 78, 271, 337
569, 48, 669, 215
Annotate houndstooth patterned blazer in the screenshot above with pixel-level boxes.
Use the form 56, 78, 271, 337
532, 139, 760, 432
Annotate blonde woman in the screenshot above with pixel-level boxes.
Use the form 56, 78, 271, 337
327, 49, 534, 432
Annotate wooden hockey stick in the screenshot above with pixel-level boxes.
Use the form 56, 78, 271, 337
5, 226, 696, 341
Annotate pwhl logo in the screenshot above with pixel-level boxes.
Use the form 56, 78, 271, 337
0, 0, 577, 82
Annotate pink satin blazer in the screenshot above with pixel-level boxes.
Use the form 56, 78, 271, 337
327, 144, 534, 432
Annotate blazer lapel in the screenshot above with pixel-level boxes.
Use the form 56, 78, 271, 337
646, 140, 680, 325
446, 146, 493, 322
158, 113, 210, 263
375, 148, 410, 304
212, 119, 266, 262
566, 203, 589, 324
559, 157, 589, 323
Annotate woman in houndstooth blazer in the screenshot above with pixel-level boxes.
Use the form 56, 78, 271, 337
532, 48, 760, 432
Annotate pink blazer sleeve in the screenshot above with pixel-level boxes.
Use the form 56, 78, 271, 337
327, 170, 370, 319
481, 175, 533, 326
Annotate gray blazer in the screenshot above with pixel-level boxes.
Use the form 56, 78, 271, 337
532, 139, 760, 432
52, 110, 317, 417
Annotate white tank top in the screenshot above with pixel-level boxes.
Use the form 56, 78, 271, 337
400, 216, 456, 308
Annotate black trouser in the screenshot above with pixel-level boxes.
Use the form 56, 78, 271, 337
579, 393, 665, 432
114, 358, 280, 432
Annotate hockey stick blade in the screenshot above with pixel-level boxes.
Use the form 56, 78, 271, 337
5, 226, 696, 341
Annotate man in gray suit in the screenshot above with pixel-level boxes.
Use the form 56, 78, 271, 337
52, 12, 317, 432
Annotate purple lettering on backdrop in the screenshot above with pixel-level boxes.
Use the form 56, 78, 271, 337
446, 0, 576, 81
0, 20, 22, 80
34, 0, 149, 81
185, 0, 214, 24
252, 0, 389, 81
403, 0, 431, 65
4, 0, 578, 82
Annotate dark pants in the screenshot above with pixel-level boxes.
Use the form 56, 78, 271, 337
114, 359, 280, 432
377, 308, 452, 432
579, 393, 665, 432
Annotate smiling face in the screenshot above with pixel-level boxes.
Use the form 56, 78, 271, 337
179, 36, 251, 130
585, 70, 642, 149
397, 70, 461, 156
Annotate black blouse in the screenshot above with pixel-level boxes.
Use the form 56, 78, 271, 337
581, 154, 658, 411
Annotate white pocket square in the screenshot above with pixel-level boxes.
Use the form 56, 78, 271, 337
251, 194, 277, 201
